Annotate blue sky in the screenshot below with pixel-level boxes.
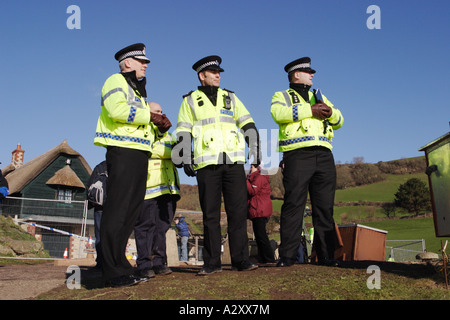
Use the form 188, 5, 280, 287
1, 0, 449, 185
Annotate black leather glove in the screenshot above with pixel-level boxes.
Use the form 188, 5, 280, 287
320, 104, 332, 119
248, 144, 261, 166
183, 164, 196, 177
311, 103, 331, 120
151, 112, 172, 133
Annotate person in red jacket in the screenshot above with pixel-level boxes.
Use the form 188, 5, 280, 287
247, 165, 276, 264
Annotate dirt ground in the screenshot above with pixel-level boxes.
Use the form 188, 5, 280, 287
0, 262, 69, 300
0, 259, 446, 300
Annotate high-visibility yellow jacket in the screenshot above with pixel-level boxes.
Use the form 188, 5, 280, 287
145, 132, 180, 200
271, 89, 343, 152
176, 88, 254, 170
94, 73, 156, 152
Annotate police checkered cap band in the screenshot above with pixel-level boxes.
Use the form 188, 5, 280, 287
118, 50, 149, 62
196, 60, 220, 73
287, 62, 311, 73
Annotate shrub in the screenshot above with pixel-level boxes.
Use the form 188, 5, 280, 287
394, 178, 431, 215
381, 202, 397, 218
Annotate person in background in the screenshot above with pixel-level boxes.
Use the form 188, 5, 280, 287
134, 102, 178, 279
86, 160, 108, 269
246, 164, 275, 264
0, 165, 9, 214
174, 216, 190, 263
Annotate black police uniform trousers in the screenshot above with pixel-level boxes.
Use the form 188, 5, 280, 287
196, 163, 249, 268
279, 146, 337, 263
134, 194, 177, 270
100, 146, 148, 281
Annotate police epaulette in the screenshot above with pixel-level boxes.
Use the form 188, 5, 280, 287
183, 90, 194, 98
223, 88, 234, 93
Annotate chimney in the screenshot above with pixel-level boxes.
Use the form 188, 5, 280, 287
12, 143, 25, 168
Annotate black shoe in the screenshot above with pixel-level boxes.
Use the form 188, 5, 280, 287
197, 266, 222, 276
137, 268, 156, 282
317, 259, 341, 267
107, 274, 140, 288
153, 265, 172, 275
276, 258, 294, 267
232, 261, 258, 271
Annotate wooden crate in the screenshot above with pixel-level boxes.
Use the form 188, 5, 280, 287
336, 224, 387, 261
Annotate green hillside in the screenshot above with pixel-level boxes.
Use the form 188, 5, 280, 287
335, 173, 428, 203
271, 167, 449, 256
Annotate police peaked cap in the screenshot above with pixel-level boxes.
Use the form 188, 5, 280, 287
115, 43, 150, 63
192, 55, 224, 73
284, 57, 316, 74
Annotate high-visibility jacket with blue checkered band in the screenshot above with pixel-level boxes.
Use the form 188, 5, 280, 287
176, 88, 254, 170
94, 73, 156, 152
271, 89, 343, 152
145, 132, 180, 200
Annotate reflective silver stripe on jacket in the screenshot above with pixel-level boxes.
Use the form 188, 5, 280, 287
282, 91, 292, 107
145, 185, 180, 196
101, 84, 146, 124
177, 121, 193, 129
101, 88, 127, 105
236, 114, 251, 126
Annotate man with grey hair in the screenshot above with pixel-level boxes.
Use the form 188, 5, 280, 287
94, 43, 168, 287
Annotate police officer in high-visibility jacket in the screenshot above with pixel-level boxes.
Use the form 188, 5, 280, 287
175, 55, 260, 275
134, 102, 180, 280
271, 57, 344, 267
94, 43, 169, 287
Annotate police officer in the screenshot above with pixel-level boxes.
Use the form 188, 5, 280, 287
134, 102, 179, 279
271, 57, 344, 267
175, 56, 260, 275
94, 43, 164, 287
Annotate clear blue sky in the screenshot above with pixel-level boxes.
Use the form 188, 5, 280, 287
1, 0, 449, 185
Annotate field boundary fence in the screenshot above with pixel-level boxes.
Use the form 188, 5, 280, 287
1, 196, 91, 259
386, 239, 426, 262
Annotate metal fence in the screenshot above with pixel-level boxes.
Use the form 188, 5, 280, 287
386, 239, 426, 262
1, 196, 91, 259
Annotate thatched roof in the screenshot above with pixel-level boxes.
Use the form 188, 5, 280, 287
2, 140, 92, 194
46, 165, 86, 189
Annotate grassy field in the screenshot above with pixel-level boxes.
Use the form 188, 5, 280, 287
37, 260, 450, 301
364, 218, 450, 256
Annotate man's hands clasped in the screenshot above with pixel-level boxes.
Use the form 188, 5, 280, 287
151, 112, 172, 133
311, 102, 332, 120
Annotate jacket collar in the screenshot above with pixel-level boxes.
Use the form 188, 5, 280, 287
289, 83, 311, 102
122, 71, 147, 98
198, 86, 219, 106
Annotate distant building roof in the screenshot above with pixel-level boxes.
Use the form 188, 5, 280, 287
2, 140, 92, 194
46, 164, 86, 189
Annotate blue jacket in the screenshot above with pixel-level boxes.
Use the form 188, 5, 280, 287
176, 217, 189, 237
0, 187, 8, 201
0, 170, 9, 202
